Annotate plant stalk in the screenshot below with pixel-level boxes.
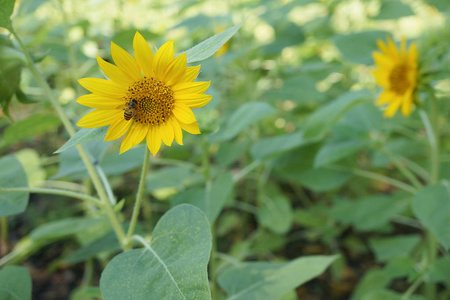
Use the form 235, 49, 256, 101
11, 27, 127, 249
125, 148, 151, 250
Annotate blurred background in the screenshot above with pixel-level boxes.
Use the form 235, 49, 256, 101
1, 0, 450, 299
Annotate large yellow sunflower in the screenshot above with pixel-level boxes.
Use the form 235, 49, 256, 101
372, 37, 418, 117
76, 32, 212, 155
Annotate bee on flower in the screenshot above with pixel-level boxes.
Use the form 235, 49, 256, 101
76, 32, 212, 155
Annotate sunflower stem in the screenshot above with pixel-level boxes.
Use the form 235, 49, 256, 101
0, 187, 103, 207
201, 138, 217, 298
380, 146, 423, 189
125, 148, 151, 251
419, 95, 440, 300
11, 27, 127, 249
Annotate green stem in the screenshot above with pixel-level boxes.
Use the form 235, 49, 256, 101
95, 165, 116, 205
11, 27, 127, 249
233, 160, 261, 182
419, 95, 440, 300
0, 187, 102, 206
381, 146, 423, 189
328, 166, 417, 194
125, 148, 151, 250
0, 217, 7, 255
402, 271, 427, 300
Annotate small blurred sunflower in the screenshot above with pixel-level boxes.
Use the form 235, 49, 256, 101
76, 32, 212, 155
372, 37, 418, 117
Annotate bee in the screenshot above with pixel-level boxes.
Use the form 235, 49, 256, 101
124, 99, 138, 121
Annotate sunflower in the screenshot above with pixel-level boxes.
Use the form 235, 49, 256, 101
372, 37, 418, 117
76, 32, 212, 155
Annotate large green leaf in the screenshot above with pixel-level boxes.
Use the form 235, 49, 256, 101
412, 184, 450, 249
181, 19, 244, 63
55, 127, 108, 153
100, 204, 212, 300
0, 0, 14, 29
0, 266, 32, 300
1, 114, 61, 148
0, 155, 29, 216
211, 102, 276, 142
333, 31, 389, 65
218, 255, 338, 300
302, 90, 371, 142
171, 172, 234, 224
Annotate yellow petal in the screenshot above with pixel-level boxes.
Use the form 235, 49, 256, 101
111, 42, 142, 81
400, 37, 406, 56
172, 81, 210, 94
78, 78, 127, 97
372, 69, 390, 87
77, 94, 124, 109
146, 126, 162, 156
96, 56, 134, 87
384, 98, 402, 117
133, 31, 154, 78
175, 65, 200, 85
77, 109, 122, 128
373, 52, 393, 69
400, 90, 413, 116
120, 122, 149, 154
408, 42, 418, 65
387, 37, 400, 59
375, 90, 395, 105
172, 103, 196, 124
160, 121, 174, 146
168, 117, 183, 145
105, 118, 132, 141
153, 40, 174, 80
376, 39, 390, 56
180, 121, 200, 134
164, 53, 187, 86
174, 94, 212, 108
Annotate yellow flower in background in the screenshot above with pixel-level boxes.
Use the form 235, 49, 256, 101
372, 37, 418, 117
76, 32, 212, 155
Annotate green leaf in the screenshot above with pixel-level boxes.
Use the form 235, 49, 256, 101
181, 19, 244, 63
373, 1, 414, 20
328, 195, 408, 232
64, 230, 121, 264
429, 255, 450, 285
0, 0, 15, 29
282, 167, 351, 192
303, 90, 371, 141
52, 140, 111, 179
352, 269, 391, 300
172, 172, 234, 224
1, 114, 60, 148
30, 217, 107, 241
333, 31, 389, 65
412, 184, 450, 249
368, 235, 421, 262
100, 204, 212, 300
0, 266, 32, 300
251, 131, 305, 160
218, 255, 338, 300
314, 140, 368, 167
211, 102, 276, 142
257, 185, 293, 234
0, 155, 29, 216
55, 127, 108, 153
